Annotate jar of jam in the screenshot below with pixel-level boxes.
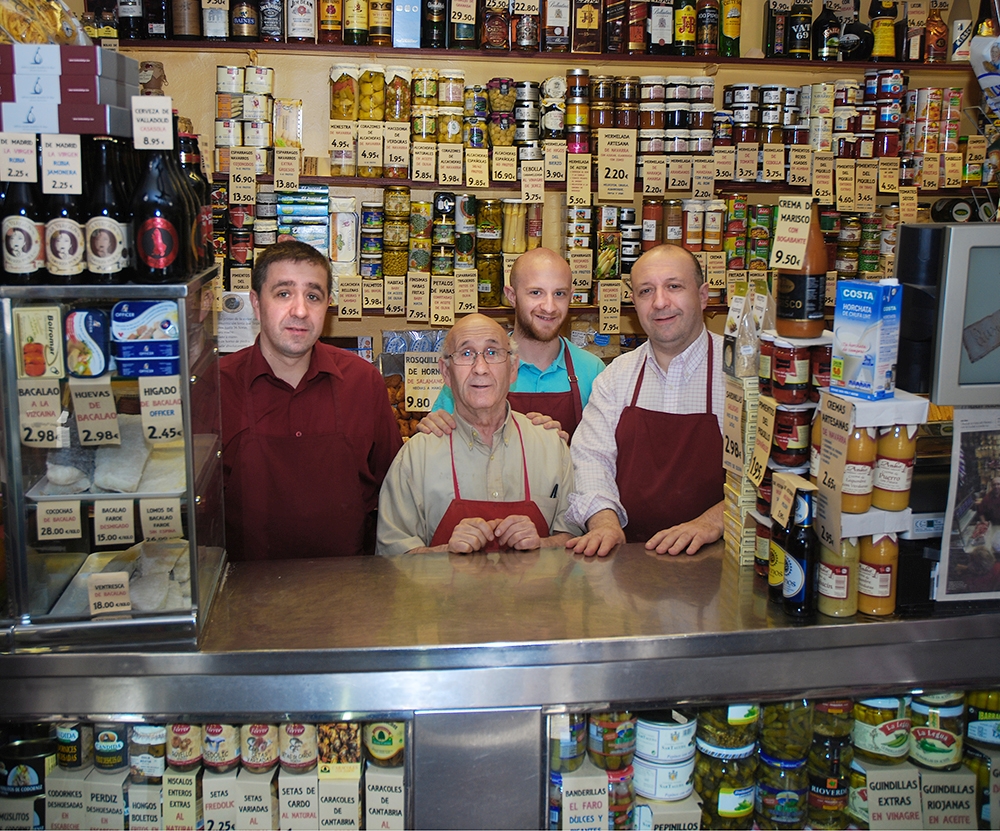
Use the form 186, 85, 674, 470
664, 199, 683, 245
616, 75, 640, 102
567, 126, 590, 154
566, 98, 589, 127
713, 111, 734, 146
589, 103, 614, 129
772, 341, 811, 405
641, 197, 663, 251
566, 68, 589, 98
772, 406, 812, 467
690, 102, 714, 131
590, 74, 616, 101
759, 333, 774, 396
665, 101, 690, 130
615, 104, 639, 129
810, 344, 831, 400
681, 200, 704, 251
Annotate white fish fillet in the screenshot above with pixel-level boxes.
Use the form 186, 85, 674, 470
94, 414, 151, 493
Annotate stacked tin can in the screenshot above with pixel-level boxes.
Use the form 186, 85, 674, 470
214, 64, 276, 174
514, 81, 542, 176
632, 711, 698, 804
430, 192, 457, 276
903, 85, 964, 187
278, 186, 331, 258
381, 186, 410, 278
360, 200, 385, 278
408, 198, 433, 273
565, 68, 590, 156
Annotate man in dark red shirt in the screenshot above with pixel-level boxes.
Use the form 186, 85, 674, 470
220, 241, 402, 560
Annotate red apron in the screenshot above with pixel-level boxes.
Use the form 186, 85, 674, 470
507, 338, 584, 440
429, 417, 551, 551
226, 371, 373, 560
614, 335, 724, 544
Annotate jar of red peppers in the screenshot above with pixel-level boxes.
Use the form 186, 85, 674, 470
759, 333, 775, 397
810, 344, 832, 402
772, 406, 812, 467
772, 341, 812, 405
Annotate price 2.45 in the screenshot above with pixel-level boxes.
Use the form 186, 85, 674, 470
147, 425, 181, 441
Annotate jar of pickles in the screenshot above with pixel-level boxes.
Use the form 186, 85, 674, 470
549, 714, 586, 773
476, 199, 502, 254
813, 701, 853, 739
759, 700, 813, 761
909, 692, 965, 771
588, 711, 636, 770
846, 758, 870, 830
477, 253, 502, 306
358, 64, 386, 120
412, 68, 438, 106
962, 743, 993, 828
698, 704, 760, 748
694, 739, 757, 831
852, 697, 911, 765
756, 751, 808, 830
330, 64, 360, 121
807, 734, 853, 830
412, 106, 437, 143
384, 65, 412, 122
608, 766, 635, 829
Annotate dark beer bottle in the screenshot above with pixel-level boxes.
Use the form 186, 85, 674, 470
1, 179, 45, 285
783, 489, 818, 618
132, 132, 189, 284
44, 191, 87, 284
84, 136, 133, 284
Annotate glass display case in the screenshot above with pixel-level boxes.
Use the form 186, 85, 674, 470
0, 268, 226, 652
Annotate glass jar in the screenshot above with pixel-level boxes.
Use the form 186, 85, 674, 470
842, 427, 877, 514
412, 68, 438, 106
814, 700, 854, 738
383, 185, 410, 218
772, 341, 811, 405
566, 98, 590, 127
858, 534, 899, 616
588, 711, 637, 770
412, 106, 438, 143
759, 333, 774, 397
463, 117, 487, 149
664, 199, 683, 246
852, 697, 911, 764
382, 246, 408, 277
909, 692, 966, 771
330, 64, 360, 121
358, 64, 386, 120
549, 713, 587, 773
278, 723, 318, 773
846, 759, 870, 830
966, 690, 1000, 749
608, 766, 635, 829
464, 85, 489, 118
202, 724, 241, 773
567, 126, 590, 154
756, 751, 808, 830
807, 734, 853, 830
818, 538, 860, 617
681, 199, 704, 252
590, 74, 616, 101
384, 66, 412, 123
694, 739, 758, 831
641, 197, 663, 251
166, 724, 202, 771
487, 77, 516, 112
772, 407, 812, 468
437, 107, 464, 144
477, 253, 502, 306
640, 102, 666, 130
698, 705, 760, 748
488, 112, 516, 146
240, 724, 279, 773
962, 743, 993, 828
437, 70, 465, 106
810, 343, 832, 400
129, 725, 166, 785
476, 199, 502, 254
364, 722, 405, 767
872, 425, 917, 512
759, 700, 813, 761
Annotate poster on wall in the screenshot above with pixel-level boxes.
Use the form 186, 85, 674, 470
935, 407, 1000, 600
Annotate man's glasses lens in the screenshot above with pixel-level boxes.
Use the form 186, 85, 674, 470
450, 348, 509, 365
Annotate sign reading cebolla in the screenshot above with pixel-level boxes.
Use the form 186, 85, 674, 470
138, 375, 184, 443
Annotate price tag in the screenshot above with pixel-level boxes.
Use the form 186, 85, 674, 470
727, 270, 747, 306
465, 147, 489, 188
201, 0, 228, 7
139, 497, 183, 541
383, 122, 410, 171
87, 571, 132, 616
544, 139, 566, 181
566, 154, 592, 206
569, 249, 593, 291
668, 155, 692, 191
598, 280, 621, 334
407, 271, 431, 323
943, 153, 963, 188
521, 160, 544, 202
431, 276, 455, 327
722, 378, 745, 475
762, 144, 785, 183
692, 158, 715, 199
736, 142, 759, 181
0, 133, 38, 182
855, 159, 878, 211
357, 121, 384, 169
18, 379, 62, 448
642, 156, 667, 195
450, 0, 476, 24
771, 471, 805, 529
384, 276, 406, 316
228, 147, 256, 206
455, 271, 478, 313
138, 375, 183, 443
812, 152, 835, 204
338, 275, 362, 319
362, 279, 384, 310
747, 395, 777, 487
328, 119, 354, 154
37, 501, 82, 541
835, 158, 856, 211
878, 156, 900, 193
907, 0, 928, 25
770, 196, 813, 271
94, 501, 136, 547
100, 37, 119, 50
491, 146, 518, 182
816, 394, 854, 548
411, 142, 437, 182
230, 266, 252, 292
921, 152, 942, 190
39, 135, 82, 196
597, 129, 636, 201
706, 251, 726, 292
714, 146, 736, 180
503, 253, 517, 289
272, 147, 300, 191
131, 95, 173, 150
787, 147, 812, 187
404, 353, 443, 411
69, 376, 120, 446
966, 134, 987, 167
512, 0, 539, 12
437, 144, 463, 186
899, 186, 918, 223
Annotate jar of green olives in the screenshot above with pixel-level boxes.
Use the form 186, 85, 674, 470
909, 692, 965, 771
759, 700, 814, 761
852, 697, 911, 765
755, 750, 808, 830
693, 738, 758, 831
807, 734, 853, 830
814, 699, 854, 738
588, 711, 636, 771
476, 254, 502, 307
549, 713, 586, 773
697, 704, 760, 749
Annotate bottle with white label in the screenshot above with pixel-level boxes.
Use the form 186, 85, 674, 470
2, 179, 45, 285
45, 192, 87, 284
949, 0, 973, 59
85, 136, 133, 284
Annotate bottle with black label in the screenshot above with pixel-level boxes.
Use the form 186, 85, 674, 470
178, 132, 212, 271
812, 0, 840, 58
764, 0, 788, 56
974, 0, 996, 34
230, 0, 260, 39
132, 128, 189, 284
695, 0, 720, 54
783, 489, 817, 618
44, 192, 87, 284
261, 0, 284, 40
423, 0, 447, 45
144, 0, 170, 37
788, 0, 812, 57
117, 0, 144, 39
839, 0, 874, 58
84, 136, 133, 284
1, 179, 45, 285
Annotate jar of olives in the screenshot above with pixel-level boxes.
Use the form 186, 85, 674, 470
358, 64, 386, 121
412, 68, 438, 106
852, 697, 911, 765
549, 713, 586, 773
909, 692, 965, 771
694, 739, 757, 831
759, 700, 814, 761
755, 750, 808, 830
477, 254, 502, 307
814, 700, 854, 738
807, 734, 853, 830
698, 704, 761, 748
588, 711, 636, 771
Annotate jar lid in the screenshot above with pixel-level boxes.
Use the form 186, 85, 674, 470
566, 125, 589, 133
359, 63, 386, 73
488, 77, 514, 86
566, 97, 590, 105
638, 129, 665, 137
606, 766, 634, 783
413, 67, 439, 77
666, 75, 691, 84
691, 102, 715, 111
566, 68, 590, 77
665, 102, 691, 110
681, 199, 704, 209
859, 696, 911, 709
385, 65, 412, 81
361, 201, 383, 209
640, 102, 666, 111
690, 75, 714, 85
330, 64, 360, 78
911, 701, 965, 717
439, 69, 465, 79
695, 738, 756, 759
640, 75, 667, 84
412, 105, 439, 114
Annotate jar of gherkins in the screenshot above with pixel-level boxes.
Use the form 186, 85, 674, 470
807, 734, 853, 830
966, 689, 1000, 749
476, 199, 502, 254
852, 697, 911, 765
962, 743, 992, 829
698, 704, 760, 748
755, 750, 808, 830
549, 713, 586, 773
909, 692, 965, 771
759, 700, 813, 761
814, 700, 854, 738
693, 738, 757, 831
477, 254, 502, 307
588, 711, 636, 771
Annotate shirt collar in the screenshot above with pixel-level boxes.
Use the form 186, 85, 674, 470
517, 336, 566, 374
245, 337, 342, 391
453, 403, 514, 450
645, 327, 708, 382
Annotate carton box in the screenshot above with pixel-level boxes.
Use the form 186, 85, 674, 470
554, 757, 607, 831
84, 767, 129, 830
202, 768, 239, 831
46, 766, 90, 830
278, 768, 320, 830
127, 782, 162, 831
364, 763, 404, 831
317, 772, 362, 830
634, 792, 703, 830
390, 0, 419, 47
831, 280, 902, 401
162, 766, 203, 831
236, 767, 279, 831
0, 796, 45, 829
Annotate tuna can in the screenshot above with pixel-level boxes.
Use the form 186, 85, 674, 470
93, 723, 129, 772
631, 754, 695, 801
635, 711, 698, 763
202, 724, 240, 773
243, 121, 273, 147
279, 724, 318, 773
215, 92, 244, 120
241, 725, 280, 773
166, 724, 202, 771
241, 93, 273, 121
244, 65, 275, 95
0, 740, 57, 797
56, 722, 94, 770
214, 119, 242, 148
217, 65, 245, 93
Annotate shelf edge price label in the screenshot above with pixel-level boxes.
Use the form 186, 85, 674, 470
855, 159, 878, 211
747, 395, 777, 488
770, 195, 813, 271
943, 153, 963, 189
668, 155, 692, 192
404, 352, 443, 412
521, 160, 545, 203
228, 147, 257, 205
598, 280, 622, 335
762, 144, 785, 183
357, 120, 384, 170
230, 266, 252, 292
597, 129, 636, 201
69, 376, 120, 446
812, 152, 835, 204
438, 144, 464, 186
642, 156, 667, 195
512, 0, 539, 12
38, 500, 82, 541
0, 132, 39, 183
569, 249, 593, 291
736, 142, 759, 182
450, 0, 476, 25
899, 186, 918, 223
407, 271, 430, 323
722, 378, 745, 476
88, 570, 132, 617
430, 276, 455, 327
491, 146, 518, 183
835, 158, 856, 211
362, 278, 384, 310
692, 158, 715, 199
566, 154, 592, 206
544, 139, 566, 181
787, 147, 812, 187
138, 374, 183, 444
878, 156, 900, 193
139, 497, 183, 541
384, 275, 406, 316
966, 134, 986, 168
921, 152, 942, 190
383, 122, 410, 170
273, 147, 300, 191
455, 271, 478, 314
411, 142, 437, 182
93, 500, 136, 548
131, 95, 173, 150
713, 146, 736, 181
465, 147, 489, 188
201, 0, 229, 8
338, 275, 363, 319
40, 134, 82, 195
17, 378, 63, 448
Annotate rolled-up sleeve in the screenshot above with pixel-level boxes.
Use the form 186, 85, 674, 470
376, 442, 431, 556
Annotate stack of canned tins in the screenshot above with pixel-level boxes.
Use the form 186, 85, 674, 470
632, 711, 698, 805
214, 64, 276, 175
821, 204, 900, 284
381, 186, 410, 277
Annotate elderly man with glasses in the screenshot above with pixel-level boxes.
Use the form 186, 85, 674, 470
376, 313, 581, 556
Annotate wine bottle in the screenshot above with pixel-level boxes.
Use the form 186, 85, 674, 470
1, 180, 45, 285
783, 490, 818, 618
839, 0, 874, 59
775, 199, 827, 339
869, 0, 898, 60
117, 0, 145, 39
975, 0, 998, 35
178, 132, 212, 270
84, 136, 133, 284
720, 0, 740, 55
673, 0, 696, 54
925, 3, 948, 60
764, 0, 789, 57
44, 192, 86, 284
696, 0, 720, 54
168, 115, 199, 276
788, 0, 812, 58
144, 0, 170, 37
813, 0, 841, 59
949, 0, 972, 59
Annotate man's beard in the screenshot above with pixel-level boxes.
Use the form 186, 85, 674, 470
515, 305, 562, 343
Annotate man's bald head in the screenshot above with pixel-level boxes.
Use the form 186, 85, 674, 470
509, 246, 571, 287
443, 313, 512, 355
629, 244, 705, 288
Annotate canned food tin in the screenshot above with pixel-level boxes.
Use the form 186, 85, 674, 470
215, 92, 243, 120
635, 712, 698, 763
0, 740, 56, 797
56, 722, 94, 770
214, 119, 242, 147
94, 723, 130, 772
632, 755, 695, 801
217, 65, 245, 93
245, 66, 275, 95
877, 68, 904, 99
241, 93, 272, 121
243, 120, 272, 147
811, 82, 835, 117
228, 229, 253, 268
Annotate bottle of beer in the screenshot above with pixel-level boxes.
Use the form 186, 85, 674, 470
788, 0, 812, 57
1, 179, 45, 285
974, 0, 997, 35
783, 489, 818, 618
44, 192, 87, 285
869, 0, 899, 60
84, 136, 133, 284
117, 0, 145, 39
812, 0, 841, 59
132, 135, 189, 284
178, 132, 212, 271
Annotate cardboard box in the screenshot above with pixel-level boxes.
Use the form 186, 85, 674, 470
390, 0, 420, 47
0, 796, 45, 829
278, 769, 320, 830
317, 772, 362, 830
127, 782, 162, 831
84, 767, 129, 830
831, 279, 902, 401
202, 768, 239, 831
634, 792, 703, 830
236, 767, 279, 831
162, 766, 203, 831
46, 767, 91, 830
554, 757, 607, 831
1, 101, 59, 133
364, 763, 404, 831
59, 104, 132, 137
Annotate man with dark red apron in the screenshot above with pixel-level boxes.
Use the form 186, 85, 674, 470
566, 245, 725, 558
221, 242, 402, 560
418, 248, 605, 442
376, 314, 580, 556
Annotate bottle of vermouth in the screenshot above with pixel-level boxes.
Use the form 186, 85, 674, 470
2, 179, 45, 285
85, 136, 133, 284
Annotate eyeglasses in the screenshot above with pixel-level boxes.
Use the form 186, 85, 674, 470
444, 347, 511, 366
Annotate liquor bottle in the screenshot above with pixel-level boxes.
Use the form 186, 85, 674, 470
117, 0, 144, 39
764, 0, 788, 56
768, 514, 789, 603
788, 0, 812, 58
481, 0, 511, 48
513, 1, 540, 49
422, 0, 446, 46
317, 0, 340, 41
720, 0, 740, 55
231, 0, 260, 39
649, 0, 673, 52
775, 199, 827, 339
1, 180, 45, 285
839, 0, 874, 58
145, 0, 170, 36
542, 0, 570, 49
898, 1, 918, 59
812, 0, 841, 59
673, 0, 695, 54
869, 0, 898, 60
261, 0, 285, 40
44, 192, 87, 284
132, 135, 189, 284
925, 3, 947, 60
783, 490, 818, 618
949, 0, 972, 59
975, 0, 997, 35
84, 136, 133, 284
178, 133, 212, 270
203, 5, 229, 37
695, 0, 720, 54
343, 0, 368, 43
449, 0, 478, 47
606, 0, 629, 53
287, 0, 317, 40
99, 11, 119, 37
171, 0, 201, 37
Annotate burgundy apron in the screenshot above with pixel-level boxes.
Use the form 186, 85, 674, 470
507, 339, 584, 440
226, 369, 372, 560
429, 417, 550, 551
614, 336, 724, 544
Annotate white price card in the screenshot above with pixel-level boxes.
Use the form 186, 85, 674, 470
357, 121, 384, 169
521, 160, 544, 203
736, 142, 759, 181
138, 375, 184, 444
836, 158, 856, 211
94, 500, 136, 547
404, 353, 443, 411
692, 158, 715, 199
37, 501, 82, 541
706, 251, 727, 292
230, 266, 252, 292
512, 0, 539, 12
273, 147, 300, 191
0, 133, 38, 182
465, 147, 489, 188
598, 280, 622, 334
383, 122, 410, 171
139, 497, 183, 541
438, 144, 464, 186
384, 276, 406, 316
770, 196, 813, 271
131, 95, 173, 150
747, 395, 777, 487
597, 129, 636, 201
899, 187, 918, 223
202, 0, 228, 7
455, 272, 478, 314
17, 379, 62, 448
228, 147, 256, 206
411, 142, 437, 182
943, 153, 963, 188
328, 119, 354, 156
88, 571, 132, 616
69, 376, 120, 446
878, 157, 900, 193
787, 147, 812, 187
450, 0, 476, 24
812, 152, 835, 204
762, 144, 785, 182
722, 379, 745, 476
566, 154, 592, 206
338, 275, 362, 319
966, 134, 986, 167
431, 276, 455, 327
491, 146, 518, 182
41, 134, 82, 195
544, 139, 566, 181
362, 278, 384, 310
642, 156, 667, 195
855, 159, 878, 212
407, 271, 430, 323
668, 155, 693, 191
714, 146, 736, 180
569, 249, 593, 292
921, 152, 942, 190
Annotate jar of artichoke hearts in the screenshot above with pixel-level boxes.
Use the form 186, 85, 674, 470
852, 697, 911, 765
755, 751, 808, 830
759, 700, 814, 761
694, 739, 757, 831
697, 704, 760, 748
909, 692, 965, 771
